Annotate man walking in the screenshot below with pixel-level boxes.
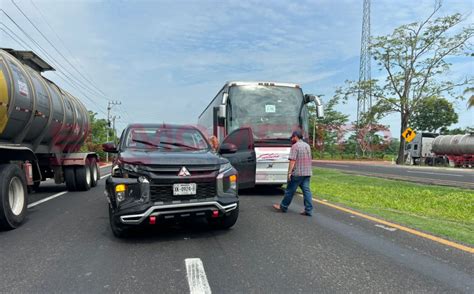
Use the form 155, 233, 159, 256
273, 130, 313, 216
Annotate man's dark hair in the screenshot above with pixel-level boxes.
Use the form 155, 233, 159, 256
291, 130, 303, 139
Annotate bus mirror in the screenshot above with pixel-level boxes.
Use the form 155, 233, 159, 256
304, 94, 315, 104
222, 92, 229, 104
218, 105, 226, 119
312, 96, 324, 118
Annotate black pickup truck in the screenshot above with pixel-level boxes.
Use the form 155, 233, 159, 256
103, 123, 256, 238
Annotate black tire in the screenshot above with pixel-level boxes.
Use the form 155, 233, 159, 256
109, 205, 129, 238
90, 158, 99, 188
75, 163, 91, 191
208, 206, 239, 230
0, 164, 27, 230
64, 167, 77, 191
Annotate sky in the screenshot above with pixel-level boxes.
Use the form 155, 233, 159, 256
1, 0, 473, 139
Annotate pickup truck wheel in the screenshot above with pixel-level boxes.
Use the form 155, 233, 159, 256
75, 163, 91, 191
90, 158, 99, 187
64, 167, 77, 191
0, 164, 27, 230
208, 206, 239, 230
109, 205, 129, 238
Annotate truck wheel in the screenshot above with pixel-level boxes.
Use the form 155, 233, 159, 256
208, 206, 239, 230
0, 164, 27, 230
75, 163, 91, 191
64, 167, 77, 191
90, 158, 99, 188
109, 205, 129, 238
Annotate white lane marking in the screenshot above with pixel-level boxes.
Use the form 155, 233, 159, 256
185, 258, 212, 294
27, 191, 68, 208
326, 164, 350, 167
28, 171, 111, 209
406, 170, 464, 177
100, 173, 111, 179
375, 224, 397, 232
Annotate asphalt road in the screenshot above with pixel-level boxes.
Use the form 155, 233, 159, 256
314, 161, 474, 189
0, 166, 473, 293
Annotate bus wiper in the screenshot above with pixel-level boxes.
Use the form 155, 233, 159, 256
131, 139, 161, 148
160, 141, 200, 150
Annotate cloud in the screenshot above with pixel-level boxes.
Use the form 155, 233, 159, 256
0, 0, 471, 134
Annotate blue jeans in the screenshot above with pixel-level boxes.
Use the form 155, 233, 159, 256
280, 176, 313, 215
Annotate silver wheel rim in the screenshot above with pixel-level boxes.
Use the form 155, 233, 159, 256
86, 166, 91, 186
92, 164, 98, 182
9, 177, 25, 216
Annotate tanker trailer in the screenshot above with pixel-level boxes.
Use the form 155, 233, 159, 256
0, 48, 100, 229
431, 134, 474, 167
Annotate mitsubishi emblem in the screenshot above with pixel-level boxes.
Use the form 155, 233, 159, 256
178, 166, 191, 177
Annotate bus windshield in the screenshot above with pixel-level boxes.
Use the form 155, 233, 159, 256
227, 85, 303, 140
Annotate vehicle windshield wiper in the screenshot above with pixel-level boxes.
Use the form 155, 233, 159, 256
160, 141, 201, 150
131, 139, 161, 148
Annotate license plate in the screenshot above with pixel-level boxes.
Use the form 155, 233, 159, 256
173, 183, 196, 196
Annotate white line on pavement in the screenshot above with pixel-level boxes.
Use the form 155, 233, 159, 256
406, 170, 463, 177
27, 191, 68, 208
185, 258, 212, 294
375, 224, 397, 232
28, 171, 111, 209
100, 173, 111, 179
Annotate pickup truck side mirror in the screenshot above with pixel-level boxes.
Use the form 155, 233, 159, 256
102, 142, 118, 153
219, 143, 238, 154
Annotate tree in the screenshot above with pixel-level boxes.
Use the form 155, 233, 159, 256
80, 111, 112, 160
409, 96, 458, 132
368, 4, 473, 164
309, 95, 349, 158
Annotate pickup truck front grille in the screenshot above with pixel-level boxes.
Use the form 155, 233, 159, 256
150, 182, 217, 203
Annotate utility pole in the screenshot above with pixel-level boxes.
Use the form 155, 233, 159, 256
112, 115, 121, 144
356, 0, 372, 157
106, 100, 121, 162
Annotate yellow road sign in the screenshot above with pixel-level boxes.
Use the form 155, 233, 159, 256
402, 128, 416, 143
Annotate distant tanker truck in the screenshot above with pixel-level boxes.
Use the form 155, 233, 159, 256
0, 48, 100, 230
405, 132, 474, 167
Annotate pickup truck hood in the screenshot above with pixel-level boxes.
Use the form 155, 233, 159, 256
119, 149, 227, 166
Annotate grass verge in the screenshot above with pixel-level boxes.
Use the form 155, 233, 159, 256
310, 168, 474, 246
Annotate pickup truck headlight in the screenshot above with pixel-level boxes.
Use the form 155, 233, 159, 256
123, 163, 139, 173
115, 184, 127, 202
219, 162, 232, 173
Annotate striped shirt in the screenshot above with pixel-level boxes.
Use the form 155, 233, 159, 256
289, 140, 313, 176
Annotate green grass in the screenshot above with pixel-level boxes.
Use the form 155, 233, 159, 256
310, 168, 474, 245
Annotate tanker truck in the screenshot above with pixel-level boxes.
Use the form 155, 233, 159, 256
405, 132, 474, 167
0, 48, 100, 230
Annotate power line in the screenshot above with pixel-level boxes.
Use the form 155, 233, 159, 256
0, 13, 108, 115
29, 0, 108, 98
0, 23, 29, 49
10, 0, 109, 100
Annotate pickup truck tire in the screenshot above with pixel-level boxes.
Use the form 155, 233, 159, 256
90, 158, 99, 187
109, 205, 129, 238
75, 163, 91, 191
208, 206, 239, 230
0, 164, 27, 230
64, 167, 77, 191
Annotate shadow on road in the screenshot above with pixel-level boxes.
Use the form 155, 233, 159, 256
109, 218, 232, 243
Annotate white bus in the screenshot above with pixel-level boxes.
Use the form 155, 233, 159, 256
198, 81, 323, 189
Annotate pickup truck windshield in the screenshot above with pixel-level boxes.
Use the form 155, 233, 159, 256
227, 85, 303, 139
124, 127, 209, 151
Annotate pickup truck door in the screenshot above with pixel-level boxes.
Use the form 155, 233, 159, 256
219, 127, 256, 189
